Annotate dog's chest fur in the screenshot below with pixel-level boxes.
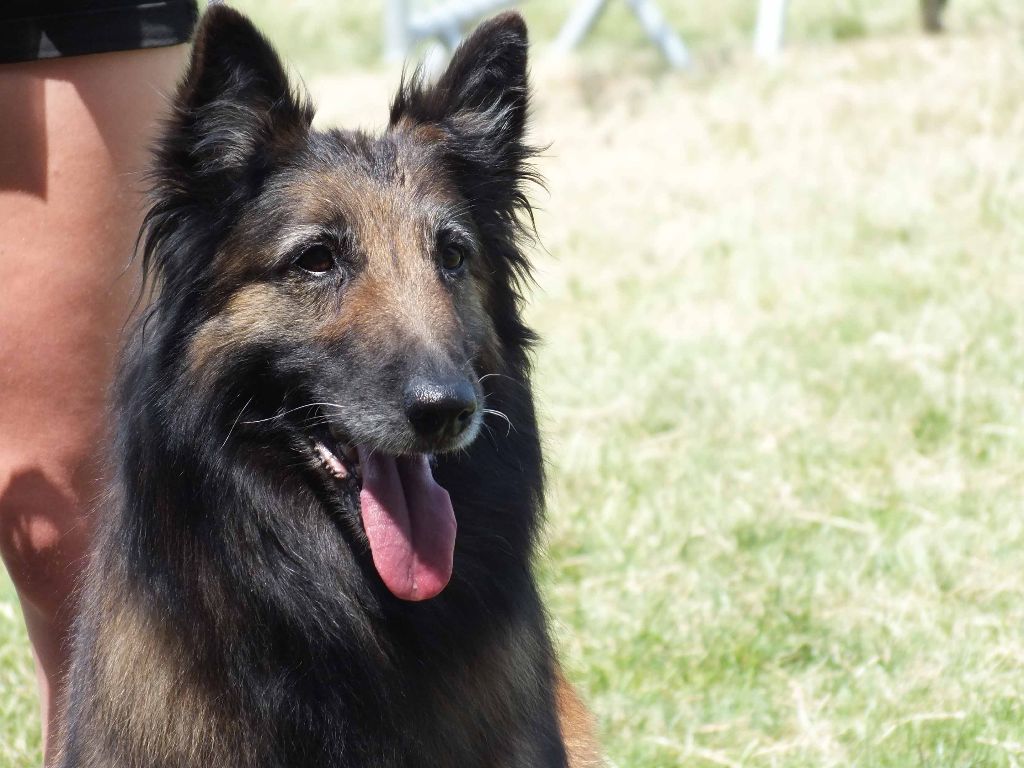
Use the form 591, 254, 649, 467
66, 575, 564, 767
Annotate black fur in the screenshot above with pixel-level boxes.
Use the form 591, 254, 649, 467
60, 8, 568, 767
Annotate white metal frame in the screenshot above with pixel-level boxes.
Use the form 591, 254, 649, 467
385, 0, 516, 59
552, 0, 690, 69
384, 0, 792, 66
754, 0, 788, 59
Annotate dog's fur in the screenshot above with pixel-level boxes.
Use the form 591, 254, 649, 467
58, 7, 599, 768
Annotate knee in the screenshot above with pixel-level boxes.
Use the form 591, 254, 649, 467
0, 464, 92, 618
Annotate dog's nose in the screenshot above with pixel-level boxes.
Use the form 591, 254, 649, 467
404, 376, 477, 442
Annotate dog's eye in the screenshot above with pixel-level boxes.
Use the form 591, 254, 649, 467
295, 245, 335, 274
441, 245, 467, 273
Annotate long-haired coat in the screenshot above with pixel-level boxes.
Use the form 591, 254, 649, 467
58, 7, 600, 768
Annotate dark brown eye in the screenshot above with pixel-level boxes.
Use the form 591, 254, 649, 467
295, 245, 334, 274
441, 245, 466, 272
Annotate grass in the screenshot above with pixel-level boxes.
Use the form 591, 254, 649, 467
4, 1, 1024, 766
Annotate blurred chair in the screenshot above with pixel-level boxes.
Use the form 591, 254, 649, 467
384, 0, 518, 59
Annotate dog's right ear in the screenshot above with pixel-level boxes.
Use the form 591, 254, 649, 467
388, 14, 533, 212
157, 6, 313, 206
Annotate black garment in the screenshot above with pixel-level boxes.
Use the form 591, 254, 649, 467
0, 1, 199, 63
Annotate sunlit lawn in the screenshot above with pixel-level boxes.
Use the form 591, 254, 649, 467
4, 2, 1024, 766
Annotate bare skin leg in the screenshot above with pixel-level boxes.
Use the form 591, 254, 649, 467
0, 44, 187, 765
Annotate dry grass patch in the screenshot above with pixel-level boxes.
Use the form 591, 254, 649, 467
519, 30, 1024, 768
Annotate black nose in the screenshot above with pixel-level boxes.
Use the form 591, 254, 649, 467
404, 376, 478, 442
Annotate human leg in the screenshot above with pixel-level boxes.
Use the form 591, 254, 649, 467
0, 43, 187, 763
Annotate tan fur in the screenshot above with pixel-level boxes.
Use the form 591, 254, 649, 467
59, 593, 250, 767
555, 670, 605, 768
188, 282, 303, 375
189, 148, 504, 381
393, 118, 447, 146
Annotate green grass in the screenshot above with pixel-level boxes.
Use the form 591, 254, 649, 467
0, 578, 39, 763
5, 1, 1024, 766
520, 19, 1024, 767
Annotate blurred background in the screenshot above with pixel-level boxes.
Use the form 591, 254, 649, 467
3, 1, 1024, 765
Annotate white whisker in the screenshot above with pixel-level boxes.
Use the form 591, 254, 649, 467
221, 396, 253, 449
482, 407, 514, 437
241, 401, 345, 425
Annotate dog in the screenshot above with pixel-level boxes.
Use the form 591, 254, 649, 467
57, 6, 600, 768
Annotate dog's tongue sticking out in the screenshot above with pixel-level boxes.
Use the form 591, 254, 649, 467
357, 447, 457, 601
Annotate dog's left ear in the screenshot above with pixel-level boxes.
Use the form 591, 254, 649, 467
142, 7, 314, 293
389, 12, 533, 210
158, 6, 313, 208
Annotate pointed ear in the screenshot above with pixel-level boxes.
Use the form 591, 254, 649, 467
157, 6, 313, 204
389, 12, 533, 195
391, 12, 529, 140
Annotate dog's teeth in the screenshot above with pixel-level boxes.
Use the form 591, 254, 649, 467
313, 440, 348, 479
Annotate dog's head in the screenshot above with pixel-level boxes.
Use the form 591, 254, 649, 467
141, 7, 539, 601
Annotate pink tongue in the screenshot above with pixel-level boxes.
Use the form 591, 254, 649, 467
357, 447, 457, 601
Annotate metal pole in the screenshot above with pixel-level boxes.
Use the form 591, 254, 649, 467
754, 0, 788, 59
553, 0, 610, 54
623, 0, 690, 69
385, 0, 411, 61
